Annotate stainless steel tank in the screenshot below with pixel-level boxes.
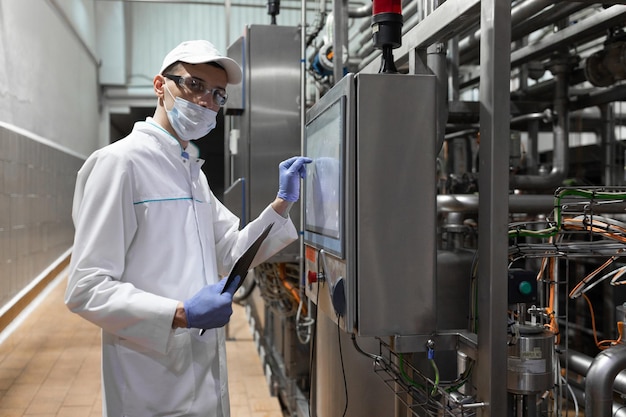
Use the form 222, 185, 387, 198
437, 247, 475, 330
507, 326, 555, 394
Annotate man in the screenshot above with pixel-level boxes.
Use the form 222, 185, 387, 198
65, 40, 311, 416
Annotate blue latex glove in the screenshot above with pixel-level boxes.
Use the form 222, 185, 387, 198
184, 276, 241, 329
277, 156, 313, 202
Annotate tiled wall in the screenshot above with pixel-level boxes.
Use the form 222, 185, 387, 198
0, 125, 84, 308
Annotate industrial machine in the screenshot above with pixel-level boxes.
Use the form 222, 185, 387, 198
226, 1, 626, 416
302, 72, 437, 337
224, 23, 311, 414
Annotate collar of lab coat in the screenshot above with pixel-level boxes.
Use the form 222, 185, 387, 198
141, 117, 201, 160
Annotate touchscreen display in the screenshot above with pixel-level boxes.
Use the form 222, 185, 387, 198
304, 98, 344, 240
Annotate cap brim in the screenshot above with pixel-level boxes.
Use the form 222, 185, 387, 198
174, 55, 242, 85
213, 57, 242, 85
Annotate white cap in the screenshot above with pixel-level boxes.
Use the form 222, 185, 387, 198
160, 40, 242, 85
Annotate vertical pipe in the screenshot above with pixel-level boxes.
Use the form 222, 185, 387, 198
510, 58, 571, 189
225, 0, 231, 48
224, 0, 233, 188
423, 0, 435, 16
477, 0, 510, 416
332, 0, 346, 83
449, 36, 460, 102
428, 41, 448, 154
417, 0, 424, 21
299, 0, 307, 298
601, 103, 616, 185
424, 0, 447, 155
300, 3, 306, 166
526, 119, 539, 175
552, 60, 570, 186
515, 394, 524, 417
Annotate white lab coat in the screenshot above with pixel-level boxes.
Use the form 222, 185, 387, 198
65, 118, 297, 417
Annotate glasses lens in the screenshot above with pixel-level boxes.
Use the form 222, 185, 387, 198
169, 75, 227, 106
214, 90, 228, 106
184, 77, 205, 94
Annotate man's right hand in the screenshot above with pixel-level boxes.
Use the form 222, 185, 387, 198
182, 277, 239, 329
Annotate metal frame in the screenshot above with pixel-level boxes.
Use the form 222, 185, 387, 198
356, 0, 512, 414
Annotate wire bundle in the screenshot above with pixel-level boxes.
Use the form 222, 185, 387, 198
509, 187, 626, 351
254, 261, 303, 317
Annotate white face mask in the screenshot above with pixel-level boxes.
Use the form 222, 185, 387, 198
164, 84, 217, 141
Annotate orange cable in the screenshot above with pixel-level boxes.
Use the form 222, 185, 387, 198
547, 257, 560, 344
277, 263, 306, 315
569, 255, 620, 299
582, 293, 601, 349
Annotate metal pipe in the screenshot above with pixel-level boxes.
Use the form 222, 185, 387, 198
458, 1, 589, 66
437, 194, 553, 214
459, 3, 596, 90
300, 1, 307, 143
585, 344, 626, 417
510, 57, 570, 190
509, 111, 548, 177
511, 6, 626, 69
348, 1, 371, 18
510, 2, 588, 44
439, 191, 626, 215
571, 84, 626, 111
299, 0, 307, 323
510, 109, 553, 125
444, 128, 478, 140
516, 395, 524, 417
428, 40, 448, 154
563, 348, 626, 396
569, 383, 626, 417
458, 0, 554, 62
225, 0, 231, 47
525, 118, 540, 175
332, 0, 346, 82
449, 36, 460, 101
600, 103, 617, 186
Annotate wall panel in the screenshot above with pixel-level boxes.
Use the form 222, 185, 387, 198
0, 125, 83, 310
0, 0, 100, 157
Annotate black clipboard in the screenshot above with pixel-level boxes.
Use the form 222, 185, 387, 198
221, 221, 274, 294
199, 222, 274, 335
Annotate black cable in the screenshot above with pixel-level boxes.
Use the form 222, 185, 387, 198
337, 314, 348, 417
350, 333, 382, 362
308, 253, 321, 417
308, 289, 319, 417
